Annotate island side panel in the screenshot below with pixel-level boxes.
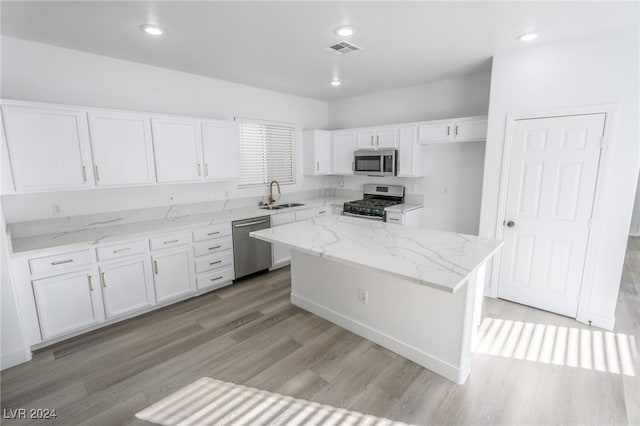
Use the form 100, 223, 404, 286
290, 249, 476, 384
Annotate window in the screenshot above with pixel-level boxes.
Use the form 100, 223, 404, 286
237, 118, 296, 187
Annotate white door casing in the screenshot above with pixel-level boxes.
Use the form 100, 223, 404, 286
498, 113, 605, 317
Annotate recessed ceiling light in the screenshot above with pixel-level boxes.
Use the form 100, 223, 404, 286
330, 79, 341, 87
517, 32, 538, 42
334, 26, 356, 37
140, 24, 167, 36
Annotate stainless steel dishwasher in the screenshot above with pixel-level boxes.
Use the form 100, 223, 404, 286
232, 215, 272, 279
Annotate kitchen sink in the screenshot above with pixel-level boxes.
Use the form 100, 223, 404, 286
276, 203, 305, 208
259, 202, 306, 210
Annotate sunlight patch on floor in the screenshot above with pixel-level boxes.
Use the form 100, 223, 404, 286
474, 317, 638, 377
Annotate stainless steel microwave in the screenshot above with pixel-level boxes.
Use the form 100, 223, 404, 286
354, 149, 397, 176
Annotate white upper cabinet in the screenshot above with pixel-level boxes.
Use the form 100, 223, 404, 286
418, 116, 487, 144
332, 130, 356, 175
151, 117, 203, 183
2, 104, 92, 192
87, 112, 155, 186
356, 126, 397, 149
202, 120, 239, 181
356, 128, 377, 149
303, 129, 332, 175
397, 124, 423, 177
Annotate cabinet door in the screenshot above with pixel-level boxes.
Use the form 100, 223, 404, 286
356, 128, 376, 149
2, 105, 91, 192
202, 121, 239, 180
32, 269, 103, 339
332, 130, 356, 175
152, 250, 193, 303
376, 126, 398, 148
397, 125, 423, 177
100, 258, 152, 319
295, 208, 316, 222
271, 212, 295, 267
151, 118, 202, 183
453, 118, 488, 142
315, 131, 332, 174
88, 112, 155, 186
417, 121, 454, 143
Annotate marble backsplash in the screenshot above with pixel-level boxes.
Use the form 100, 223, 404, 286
7, 187, 422, 239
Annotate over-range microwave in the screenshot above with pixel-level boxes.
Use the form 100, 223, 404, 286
354, 149, 397, 176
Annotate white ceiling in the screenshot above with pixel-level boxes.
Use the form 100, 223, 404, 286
1, 1, 638, 101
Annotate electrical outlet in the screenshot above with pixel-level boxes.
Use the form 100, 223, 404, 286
52, 203, 63, 216
358, 288, 368, 305
168, 194, 175, 204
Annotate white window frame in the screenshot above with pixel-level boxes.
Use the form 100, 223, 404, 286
236, 117, 296, 188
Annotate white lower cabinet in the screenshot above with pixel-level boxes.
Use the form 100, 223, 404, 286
192, 223, 234, 291
271, 212, 296, 268
152, 249, 193, 303
99, 258, 153, 319
32, 268, 104, 340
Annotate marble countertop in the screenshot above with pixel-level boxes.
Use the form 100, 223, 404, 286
10, 197, 350, 256
385, 203, 424, 213
250, 215, 502, 293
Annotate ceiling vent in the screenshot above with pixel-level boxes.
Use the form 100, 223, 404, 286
325, 40, 362, 56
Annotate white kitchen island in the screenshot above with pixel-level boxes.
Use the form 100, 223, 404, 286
250, 215, 502, 384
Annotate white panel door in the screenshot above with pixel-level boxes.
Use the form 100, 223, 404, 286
271, 212, 295, 267
356, 128, 376, 149
100, 258, 153, 319
2, 105, 91, 191
202, 121, 239, 180
376, 126, 398, 148
498, 114, 605, 317
152, 249, 193, 303
32, 269, 103, 339
88, 112, 155, 186
332, 130, 356, 175
151, 118, 202, 183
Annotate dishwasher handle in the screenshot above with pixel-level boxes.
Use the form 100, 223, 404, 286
234, 219, 269, 228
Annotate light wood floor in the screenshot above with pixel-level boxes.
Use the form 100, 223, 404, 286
2, 238, 639, 425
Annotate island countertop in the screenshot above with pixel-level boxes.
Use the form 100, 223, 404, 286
251, 215, 503, 293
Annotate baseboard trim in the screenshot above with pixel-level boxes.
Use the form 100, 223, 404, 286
1, 347, 32, 370
291, 293, 468, 384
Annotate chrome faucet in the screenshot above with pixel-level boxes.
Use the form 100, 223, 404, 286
268, 180, 281, 205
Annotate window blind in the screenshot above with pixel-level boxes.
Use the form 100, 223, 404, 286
237, 119, 295, 187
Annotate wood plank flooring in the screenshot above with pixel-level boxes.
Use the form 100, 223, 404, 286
2, 237, 639, 425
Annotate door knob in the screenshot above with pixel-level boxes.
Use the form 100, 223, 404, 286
506, 221, 515, 228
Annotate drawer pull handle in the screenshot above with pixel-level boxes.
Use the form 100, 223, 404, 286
209, 260, 222, 265
113, 248, 131, 254
389, 218, 400, 221
207, 231, 220, 236
88, 275, 94, 291
51, 259, 73, 266
101, 272, 107, 287
210, 276, 223, 282
318, 211, 326, 214
208, 246, 221, 251
163, 239, 179, 245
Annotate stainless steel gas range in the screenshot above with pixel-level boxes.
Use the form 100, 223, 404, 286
342, 184, 405, 221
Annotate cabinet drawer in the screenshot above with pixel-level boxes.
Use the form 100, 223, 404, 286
149, 232, 191, 251
196, 267, 234, 290
29, 249, 93, 276
386, 212, 404, 225
193, 238, 232, 257
193, 224, 231, 242
194, 252, 234, 274
96, 240, 147, 261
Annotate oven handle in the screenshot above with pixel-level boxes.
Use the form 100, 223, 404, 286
341, 212, 384, 221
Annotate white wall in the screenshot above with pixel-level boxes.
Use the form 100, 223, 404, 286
479, 28, 640, 328
0, 36, 330, 222
629, 175, 640, 236
327, 73, 491, 234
